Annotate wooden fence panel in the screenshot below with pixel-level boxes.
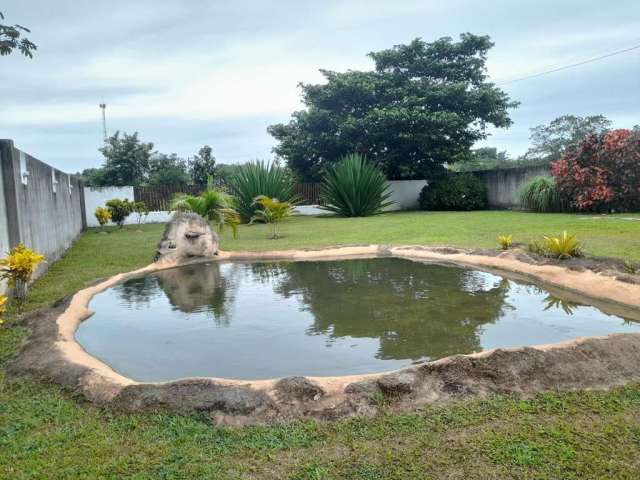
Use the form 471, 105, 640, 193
133, 185, 203, 211
294, 182, 321, 205
133, 181, 322, 210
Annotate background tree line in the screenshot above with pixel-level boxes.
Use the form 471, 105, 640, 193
80, 133, 243, 187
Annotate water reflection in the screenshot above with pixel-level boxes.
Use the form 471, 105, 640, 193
118, 263, 237, 326
250, 260, 510, 360
79, 258, 640, 381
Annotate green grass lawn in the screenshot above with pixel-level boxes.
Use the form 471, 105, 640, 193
2, 211, 640, 479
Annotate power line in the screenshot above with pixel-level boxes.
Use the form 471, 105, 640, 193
495, 42, 640, 86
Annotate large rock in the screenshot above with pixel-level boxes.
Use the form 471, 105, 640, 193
155, 212, 219, 263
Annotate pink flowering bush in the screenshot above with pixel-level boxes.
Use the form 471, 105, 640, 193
551, 129, 640, 212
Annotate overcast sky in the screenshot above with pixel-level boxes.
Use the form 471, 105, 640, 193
1, 0, 639, 173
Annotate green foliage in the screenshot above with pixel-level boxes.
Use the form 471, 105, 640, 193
94, 207, 111, 226
105, 198, 134, 228
542, 231, 583, 259
319, 154, 393, 217
190, 145, 217, 185
623, 259, 638, 275
250, 196, 296, 238
525, 114, 612, 161
269, 34, 517, 181
171, 183, 240, 237
419, 173, 487, 211
147, 153, 189, 186
0, 11, 37, 58
228, 161, 297, 223
132, 201, 148, 224
97, 131, 154, 186
519, 176, 563, 212
0, 243, 45, 299
451, 147, 548, 172
497, 234, 513, 250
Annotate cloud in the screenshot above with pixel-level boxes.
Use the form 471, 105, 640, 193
0, 0, 639, 172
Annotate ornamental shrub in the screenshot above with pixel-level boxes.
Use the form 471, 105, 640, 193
320, 154, 394, 217
419, 173, 487, 211
0, 243, 45, 299
94, 206, 111, 226
518, 176, 564, 212
105, 198, 134, 228
551, 129, 640, 212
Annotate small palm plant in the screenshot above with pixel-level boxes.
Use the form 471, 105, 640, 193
171, 179, 240, 237
320, 153, 394, 217
250, 195, 295, 239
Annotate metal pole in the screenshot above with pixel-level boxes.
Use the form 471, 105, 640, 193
99, 103, 107, 142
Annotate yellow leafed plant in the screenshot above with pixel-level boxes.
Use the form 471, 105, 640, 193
0, 244, 45, 297
0, 295, 6, 324
497, 234, 513, 250
94, 206, 112, 226
542, 231, 583, 259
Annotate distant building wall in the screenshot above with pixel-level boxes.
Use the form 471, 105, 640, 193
473, 165, 550, 208
0, 140, 86, 294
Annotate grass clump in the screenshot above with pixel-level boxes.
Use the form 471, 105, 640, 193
519, 176, 563, 212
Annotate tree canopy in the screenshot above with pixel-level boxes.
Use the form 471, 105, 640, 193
148, 153, 189, 186
268, 34, 517, 181
97, 131, 154, 186
190, 145, 217, 185
0, 11, 36, 58
525, 114, 612, 161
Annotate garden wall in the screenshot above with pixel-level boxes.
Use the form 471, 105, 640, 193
83, 186, 172, 227
473, 165, 550, 208
0, 140, 86, 294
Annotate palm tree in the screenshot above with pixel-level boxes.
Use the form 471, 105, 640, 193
250, 195, 295, 239
171, 179, 240, 237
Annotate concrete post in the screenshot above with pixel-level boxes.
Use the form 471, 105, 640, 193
0, 139, 21, 247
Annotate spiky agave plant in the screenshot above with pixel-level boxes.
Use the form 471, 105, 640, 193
250, 195, 296, 238
228, 161, 297, 223
320, 153, 394, 217
518, 176, 563, 212
171, 180, 240, 237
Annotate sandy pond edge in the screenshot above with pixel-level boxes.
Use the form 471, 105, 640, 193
8, 245, 640, 425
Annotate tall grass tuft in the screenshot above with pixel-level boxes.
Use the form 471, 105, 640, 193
518, 176, 563, 212
228, 161, 297, 223
320, 153, 394, 217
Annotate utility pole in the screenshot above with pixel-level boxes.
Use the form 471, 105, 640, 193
99, 103, 107, 142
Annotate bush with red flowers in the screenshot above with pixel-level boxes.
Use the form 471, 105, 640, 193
551, 129, 640, 212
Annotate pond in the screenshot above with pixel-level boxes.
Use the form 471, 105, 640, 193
76, 258, 640, 381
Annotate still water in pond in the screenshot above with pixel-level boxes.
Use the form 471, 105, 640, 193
77, 258, 640, 381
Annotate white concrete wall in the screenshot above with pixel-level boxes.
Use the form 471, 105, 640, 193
0, 158, 10, 294
385, 180, 427, 211
83, 179, 428, 228
84, 186, 173, 227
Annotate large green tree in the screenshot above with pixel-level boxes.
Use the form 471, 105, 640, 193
97, 131, 154, 186
268, 34, 517, 180
524, 114, 612, 161
148, 153, 189, 186
190, 145, 217, 185
0, 11, 36, 58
